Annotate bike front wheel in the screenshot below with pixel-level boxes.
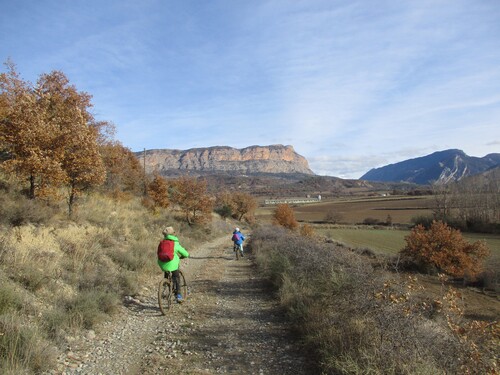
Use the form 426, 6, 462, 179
158, 277, 173, 315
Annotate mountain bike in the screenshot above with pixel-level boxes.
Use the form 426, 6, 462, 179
158, 270, 188, 315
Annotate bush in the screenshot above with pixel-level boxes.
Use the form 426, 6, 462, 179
299, 224, 315, 237
0, 314, 56, 374
410, 215, 435, 228
0, 193, 57, 226
324, 210, 343, 224
45, 290, 120, 335
0, 279, 24, 314
272, 204, 298, 230
401, 221, 490, 279
362, 217, 381, 225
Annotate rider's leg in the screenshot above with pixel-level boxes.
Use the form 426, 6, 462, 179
171, 269, 181, 296
239, 243, 244, 256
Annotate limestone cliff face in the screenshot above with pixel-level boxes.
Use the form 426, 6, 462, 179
139, 145, 314, 175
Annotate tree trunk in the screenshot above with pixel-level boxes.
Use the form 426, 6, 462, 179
68, 184, 75, 217
29, 174, 36, 199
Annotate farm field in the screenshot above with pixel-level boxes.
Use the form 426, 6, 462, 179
256, 195, 436, 225
318, 227, 500, 262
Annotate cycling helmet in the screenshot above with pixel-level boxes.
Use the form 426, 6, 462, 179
162, 226, 175, 236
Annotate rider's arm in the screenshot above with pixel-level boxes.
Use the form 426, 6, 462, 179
176, 244, 190, 259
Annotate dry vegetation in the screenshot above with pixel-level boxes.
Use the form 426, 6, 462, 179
0, 189, 232, 374
251, 226, 499, 374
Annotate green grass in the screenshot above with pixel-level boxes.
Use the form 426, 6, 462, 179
320, 228, 500, 261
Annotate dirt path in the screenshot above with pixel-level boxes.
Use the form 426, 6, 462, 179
52, 236, 313, 375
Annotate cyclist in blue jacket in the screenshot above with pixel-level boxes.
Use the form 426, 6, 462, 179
231, 227, 245, 257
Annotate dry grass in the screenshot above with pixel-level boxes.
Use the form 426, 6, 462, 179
0, 188, 234, 373
251, 225, 498, 374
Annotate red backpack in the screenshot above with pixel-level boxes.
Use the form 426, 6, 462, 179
157, 239, 175, 262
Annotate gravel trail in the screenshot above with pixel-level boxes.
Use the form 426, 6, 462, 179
51, 235, 313, 375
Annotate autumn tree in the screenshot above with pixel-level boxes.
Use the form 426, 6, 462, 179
147, 173, 169, 210
273, 203, 298, 230
401, 220, 490, 279
169, 176, 214, 225
0, 61, 66, 198
0, 63, 111, 215
100, 141, 143, 196
231, 192, 258, 221
214, 190, 234, 219
35, 71, 106, 214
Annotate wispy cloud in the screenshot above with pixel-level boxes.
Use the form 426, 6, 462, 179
1, 0, 499, 179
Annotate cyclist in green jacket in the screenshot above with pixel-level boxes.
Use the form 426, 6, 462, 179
157, 226, 190, 302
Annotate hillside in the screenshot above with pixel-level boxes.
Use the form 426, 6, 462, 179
136, 144, 314, 176
360, 149, 500, 185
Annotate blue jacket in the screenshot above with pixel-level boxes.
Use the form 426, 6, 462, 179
232, 230, 245, 245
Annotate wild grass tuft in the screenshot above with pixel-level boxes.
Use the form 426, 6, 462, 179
0, 314, 57, 374
0, 278, 25, 314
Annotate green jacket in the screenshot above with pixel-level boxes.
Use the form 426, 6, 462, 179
157, 234, 190, 272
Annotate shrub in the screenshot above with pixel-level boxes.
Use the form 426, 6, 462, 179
324, 210, 343, 224
0, 314, 56, 374
300, 224, 315, 237
215, 204, 232, 219
272, 204, 298, 230
362, 217, 380, 225
401, 221, 490, 279
0, 279, 24, 314
45, 290, 120, 334
0, 193, 57, 226
411, 215, 435, 228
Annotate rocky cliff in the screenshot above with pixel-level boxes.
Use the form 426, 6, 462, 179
138, 145, 315, 176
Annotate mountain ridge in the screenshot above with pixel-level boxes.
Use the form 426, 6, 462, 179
137, 144, 315, 176
360, 149, 500, 185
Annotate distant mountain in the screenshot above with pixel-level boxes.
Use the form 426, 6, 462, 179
136, 145, 315, 176
360, 149, 500, 185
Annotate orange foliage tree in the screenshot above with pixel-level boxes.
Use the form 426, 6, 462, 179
1, 63, 108, 215
0, 61, 66, 198
231, 192, 258, 221
401, 220, 490, 279
100, 141, 143, 195
273, 203, 298, 230
169, 176, 214, 225
36, 71, 106, 214
214, 190, 234, 219
147, 173, 169, 210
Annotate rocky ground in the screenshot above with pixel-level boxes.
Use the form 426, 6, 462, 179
50, 235, 314, 375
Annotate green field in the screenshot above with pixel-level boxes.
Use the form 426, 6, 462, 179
319, 227, 500, 262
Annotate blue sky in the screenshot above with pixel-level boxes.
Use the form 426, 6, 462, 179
2, 0, 500, 178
